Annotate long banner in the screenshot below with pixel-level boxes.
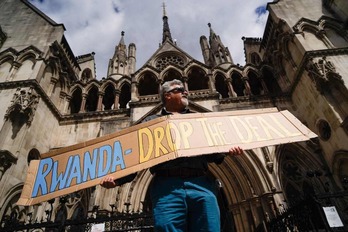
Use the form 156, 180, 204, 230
17, 108, 317, 206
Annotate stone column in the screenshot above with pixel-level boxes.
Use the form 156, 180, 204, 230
47, 77, 58, 96
182, 76, 189, 90
114, 89, 120, 110
243, 76, 251, 96
8, 61, 21, 81
131, 74, 139, 102
157, 79, 163, 94
207, 73, 216, 92
97, 91, 104, 111
64, 94, 72, 114
79, 93, 87, 113
226, 77, 237, 97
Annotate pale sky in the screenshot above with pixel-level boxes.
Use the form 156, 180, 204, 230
29, 0, 270, 79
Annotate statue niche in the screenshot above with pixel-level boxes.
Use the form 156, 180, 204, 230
4, 87, 40, 139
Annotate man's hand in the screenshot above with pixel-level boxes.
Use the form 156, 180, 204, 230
228, 146, 243, 156
100, 175, 117, 189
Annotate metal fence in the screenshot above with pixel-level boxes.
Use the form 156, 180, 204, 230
257, 196, 347, 232
0, 211, 154, 232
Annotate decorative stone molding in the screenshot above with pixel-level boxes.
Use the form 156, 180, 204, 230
0, 26, 7, 48
155, 54, 185, 71
262, 147, 273, 173
306, 57, 344, 94
4, 87, 40, 126
0, 150, 17, 181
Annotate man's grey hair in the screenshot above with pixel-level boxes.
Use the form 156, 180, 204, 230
159, 79, 184, 104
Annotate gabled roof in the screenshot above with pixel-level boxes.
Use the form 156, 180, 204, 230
21, 0, 66, 30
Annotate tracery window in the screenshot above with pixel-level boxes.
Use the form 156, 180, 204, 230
155, 55, 185, 70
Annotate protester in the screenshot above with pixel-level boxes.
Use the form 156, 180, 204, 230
101, 79, 243, 232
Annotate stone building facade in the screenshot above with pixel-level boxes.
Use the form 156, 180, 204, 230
0, 0, 347, 231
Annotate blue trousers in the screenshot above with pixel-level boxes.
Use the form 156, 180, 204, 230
150, 175, 220, 232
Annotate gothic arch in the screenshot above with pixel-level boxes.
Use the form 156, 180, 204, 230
214, 72, 229, 98
332, 150, 348, 189
69, 87, 83, 114
127, 170, 154, 212
247, 70, 263, 95
102, 83, 116, 110
161, 67, 183, 83
100, 79, 117, 92
27, 148, 40, 164
138, 71, 159, 96
280, 33, 297, 69
41, 65, 54, 92
51, 75, 67, 108
119, 83, 131, 109
319, 17, 348, 47
85, 84, 99, 112
0, 53, 15, 66
0, 56, 13, 81
294, 19, 329, 49
276, 143, 326, 204
69, 84, 84, 96
81, 68, 93, 83
16, 51, 38, 64
294, 19, 320, 34
187, 66, 208, 91
14, 57, 35, 81
209, 151, 273, 231
0, 184, 26, 224
231, 71, 245, 97
261, 66, 282, 97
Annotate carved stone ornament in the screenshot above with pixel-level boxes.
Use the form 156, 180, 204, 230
4, 87, 40, 126
0, 150, 17, 181
306, 57, 344, 94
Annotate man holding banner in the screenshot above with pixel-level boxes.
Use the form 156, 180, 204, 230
101, 79, 243, 232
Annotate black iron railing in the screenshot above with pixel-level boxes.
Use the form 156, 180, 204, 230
256, 195, 348, 232
0, 209, 154, 232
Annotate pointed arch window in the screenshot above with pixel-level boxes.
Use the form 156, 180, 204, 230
248, 71, 263, 95
231, 72, 245, 96
119, 84, 131, 108
262, 68, 282, 97
163, 69, 182, 83
0, 58, 13, 82
81, 68, 92, 83
69, 88, 82, 114
215, 73, 229, 98
85, 86, 99, 112
138, 72, 158, 96
27, 148, 40, 164
102, 84, 116, 110
187, 67, 208, 91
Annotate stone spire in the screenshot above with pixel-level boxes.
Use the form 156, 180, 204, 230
208, 23, 233, 66
115, 31, 127, 64
162, 2, 173, 43
108, 31, 136, 80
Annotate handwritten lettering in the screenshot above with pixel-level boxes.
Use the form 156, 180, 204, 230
31, 141, 126, 197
